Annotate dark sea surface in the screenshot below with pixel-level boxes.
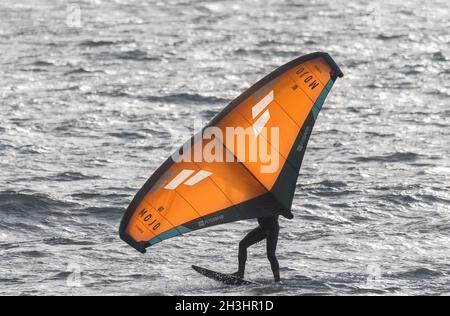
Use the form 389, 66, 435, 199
0, 0, 449, 295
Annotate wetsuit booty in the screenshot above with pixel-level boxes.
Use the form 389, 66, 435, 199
273, 268, 280, 282
231, 271, 244, 279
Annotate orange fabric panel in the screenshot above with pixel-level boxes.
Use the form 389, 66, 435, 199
215, 106, 285, 190
169, 137, 266, 215
126, 218, 156, 244
143, 163, 201, 220
194, 157, 266, 206
126, 192, 197, 243
125, 162, 199, 242
273, 73, 315, 127
286, 57, 329, 102
302, 57, 333, 88
236, 95, 299, 175
125, 200, 175, 243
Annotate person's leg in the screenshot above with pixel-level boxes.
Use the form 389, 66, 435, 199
234, 226, 265, 278
265, 222, 280, 282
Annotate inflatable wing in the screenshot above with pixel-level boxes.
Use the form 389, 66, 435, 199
120, 52, 343, 253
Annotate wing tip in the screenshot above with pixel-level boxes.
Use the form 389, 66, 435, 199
313, 51, 344, 79
119, 231, 148, 254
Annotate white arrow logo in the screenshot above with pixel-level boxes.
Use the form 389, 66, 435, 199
164, 170, 213, 190
252, 90, 273, 136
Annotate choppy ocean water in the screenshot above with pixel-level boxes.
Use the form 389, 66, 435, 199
0, 0, 449, 295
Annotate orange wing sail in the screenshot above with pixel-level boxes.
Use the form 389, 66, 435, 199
120, 52, 343, 253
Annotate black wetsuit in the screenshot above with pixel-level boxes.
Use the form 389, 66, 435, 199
235, 216, 280, 281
